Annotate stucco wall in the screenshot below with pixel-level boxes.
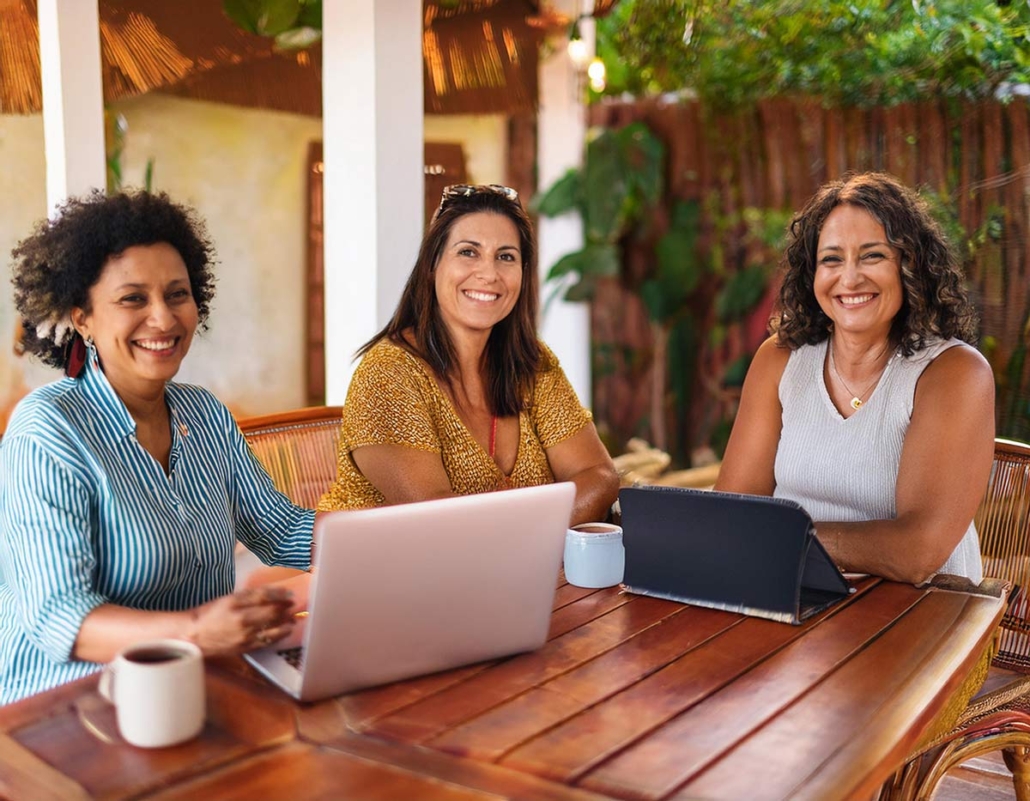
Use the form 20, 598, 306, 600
0, 95, 322, 422
425, 114, 507, 184
112, 95, 322, 416
0, 101, 506, 428
0, 113, 49, 429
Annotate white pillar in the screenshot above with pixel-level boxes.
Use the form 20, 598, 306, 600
537, 3, 592, 406
322, 0, 424, 404
37, 0, 106, 212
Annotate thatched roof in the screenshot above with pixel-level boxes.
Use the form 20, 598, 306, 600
1, 0, 279, 114
424, 0, 540, 114
0, 0, 602, 117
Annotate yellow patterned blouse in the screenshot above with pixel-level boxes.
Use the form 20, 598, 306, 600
317, 339, 592, 511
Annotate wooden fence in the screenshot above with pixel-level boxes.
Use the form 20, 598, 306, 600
585, 97, 1030, 462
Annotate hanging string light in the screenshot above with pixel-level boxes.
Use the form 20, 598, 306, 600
587, 56, 606, 92
567, 17, 590, 68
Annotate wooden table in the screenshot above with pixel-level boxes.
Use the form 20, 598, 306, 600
0, 576, 1005, 801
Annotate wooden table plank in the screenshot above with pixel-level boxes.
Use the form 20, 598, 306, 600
553, 583, 601, 609
499, 580, 882, 784
365, 595, 682, 742
337, 586, 637, 730
428, 605, 742, 761
782, 590, 1005, 801
145, 742, 502, 801
0, 734, 90, 801
5, 668, 297, 801
320, 733, 619, 801
0, 577, 1000, 801
546, 586, 637, 639
672, 589, 998, 801
337, 664, 499, 730
577, 580, 919, 800
149, 736, 620, 801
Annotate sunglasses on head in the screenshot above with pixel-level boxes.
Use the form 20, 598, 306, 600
438, 184, 520, 210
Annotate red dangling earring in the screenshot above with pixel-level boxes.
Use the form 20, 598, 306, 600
65, 333, 88, 378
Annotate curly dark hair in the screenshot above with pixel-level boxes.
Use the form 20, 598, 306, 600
770, 172, 977, 356
12, 190, 217, 370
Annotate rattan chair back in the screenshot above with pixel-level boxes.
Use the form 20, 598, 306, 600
977, 438, 1030, 671
237, 406, 343, 510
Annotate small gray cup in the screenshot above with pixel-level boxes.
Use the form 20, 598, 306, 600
564, 523, 625, 588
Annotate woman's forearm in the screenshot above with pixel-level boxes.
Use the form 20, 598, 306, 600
73, 605, 194, 664
74, 585, 298, 663
816, 513, 967, 585
568, 464, 621, 527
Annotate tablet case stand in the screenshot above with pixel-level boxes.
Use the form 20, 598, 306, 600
619, 486, 853, 625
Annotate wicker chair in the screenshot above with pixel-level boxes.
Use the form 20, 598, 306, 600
234, 406, 342, 589
882, 438, 1030, 800
237, 406, 343, 508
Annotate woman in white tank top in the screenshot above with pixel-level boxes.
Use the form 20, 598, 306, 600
716, 172, 995, 585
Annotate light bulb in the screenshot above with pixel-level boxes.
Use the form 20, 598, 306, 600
587, 57, 606, 91
567, 36, 589, 68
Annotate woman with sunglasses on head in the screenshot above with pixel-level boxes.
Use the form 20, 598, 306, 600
318, 184, 619, 525
0, 191, 314, 703
715, 172, 994, 585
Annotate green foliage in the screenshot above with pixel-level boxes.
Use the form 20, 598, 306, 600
595, 0, 1030, 108
105, 112, 127, 193
715, 265, 768, 322
536, 120, 787, 459
532, 122, 665, 300
970, 204, 1030, 440
722, 355, 751, 389
105, 111, 155, 194
534, 170, 580, 216
546, 243, 620, 290
921, 194, 1030, 439
667, 315, 699, 460
640, 200, 706, 323
223, 0, 322, 50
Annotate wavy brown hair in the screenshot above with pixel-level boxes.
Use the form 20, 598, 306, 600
359, 186, 540, 416
771, 172, 977, 356
12, 190, 216, 370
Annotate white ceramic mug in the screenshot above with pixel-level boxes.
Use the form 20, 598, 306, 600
564, 522, 625, 588
98, 639, 205, 748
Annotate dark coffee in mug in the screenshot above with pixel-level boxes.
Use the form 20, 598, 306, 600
575, 524, 615, 534
124, 646, 186, 664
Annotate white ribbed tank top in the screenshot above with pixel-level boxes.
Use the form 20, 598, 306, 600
773, 337, 982, 582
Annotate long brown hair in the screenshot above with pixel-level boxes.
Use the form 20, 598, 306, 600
771, 171, 977, 356
359, 187, 540, 416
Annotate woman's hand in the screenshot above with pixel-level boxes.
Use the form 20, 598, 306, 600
186, 586, 297, 655
545, 425, 620, 526
75, 587, 297, 664
279, 571, 313, 616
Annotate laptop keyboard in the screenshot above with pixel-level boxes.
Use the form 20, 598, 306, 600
278, 646, 304, 670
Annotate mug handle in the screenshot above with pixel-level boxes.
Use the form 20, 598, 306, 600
98, 662, 117, 703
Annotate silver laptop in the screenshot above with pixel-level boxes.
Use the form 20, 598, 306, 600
244, 482, 575, 701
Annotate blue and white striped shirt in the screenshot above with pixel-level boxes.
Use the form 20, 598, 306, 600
0, 351, 314, 703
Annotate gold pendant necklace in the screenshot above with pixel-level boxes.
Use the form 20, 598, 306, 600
828, 340, 891, 411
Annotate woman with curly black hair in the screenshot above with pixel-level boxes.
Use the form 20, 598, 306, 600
716, 172, 994, 585
0, 190, 313, 703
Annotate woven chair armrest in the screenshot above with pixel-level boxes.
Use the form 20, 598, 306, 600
1001, 613, 1030, 635
930, 574, 1009, 599
957, 675, 1030, 726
